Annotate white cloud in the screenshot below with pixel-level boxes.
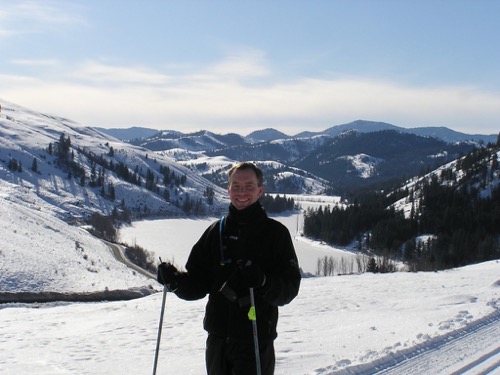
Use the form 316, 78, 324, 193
0, 1, 87, 36
2, 54, 500, 135
71, 61, 171, 86
206, 49, 270, 80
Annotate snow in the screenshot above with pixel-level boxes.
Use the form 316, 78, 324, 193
1, 213, 499, 374
0, 99, 229, 220
119, 212, 361, 276
0, 179, 153, 293
338, 154, 384, 179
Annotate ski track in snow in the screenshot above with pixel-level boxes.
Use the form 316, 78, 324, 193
319, 311, 500, 375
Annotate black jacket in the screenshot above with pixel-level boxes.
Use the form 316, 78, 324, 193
174, 201, 301, 343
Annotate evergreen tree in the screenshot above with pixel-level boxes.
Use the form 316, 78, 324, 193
367, 257, 378, 273
204, 186, 215, 205
31, 158, 38, 172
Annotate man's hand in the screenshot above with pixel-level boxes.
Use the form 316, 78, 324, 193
157, 262, 180, 291
238, 262, 266, 289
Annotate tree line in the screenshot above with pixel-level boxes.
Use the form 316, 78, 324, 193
260, 194, 295, 213
43, 133, 214, 215
304, 142, 500, 271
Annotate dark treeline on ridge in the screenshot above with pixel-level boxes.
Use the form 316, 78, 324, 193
304, 141, 500, 271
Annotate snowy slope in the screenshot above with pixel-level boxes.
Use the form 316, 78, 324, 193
0, 99, 228, 221
0, 178, 153, 293
0, 98, 225, 295
391, 147, 500, 218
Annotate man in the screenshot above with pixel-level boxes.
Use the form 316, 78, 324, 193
157, 161, 301, 375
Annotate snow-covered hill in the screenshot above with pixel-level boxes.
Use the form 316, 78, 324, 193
0, 99, 228, 220
101, 118, 495, 194
130, 129, 250, 152
0, 98, 228, 295
391, 145, 500, 218
0, 178, 153, 294
177, 157, 330, 195
135, 127, 478, 194
100, 120, 498, 146
305, 119, 497, 145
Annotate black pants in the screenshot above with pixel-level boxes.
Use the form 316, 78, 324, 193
206, 334, 275, 375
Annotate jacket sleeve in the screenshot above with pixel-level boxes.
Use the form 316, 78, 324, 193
174, 222, 218, 301
258, 222, 301, 307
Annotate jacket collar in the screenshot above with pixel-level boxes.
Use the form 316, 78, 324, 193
228, 201, 267, 224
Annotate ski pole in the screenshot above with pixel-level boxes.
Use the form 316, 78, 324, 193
153, 259, 168, 375
153, 286, 167, 375
248, 287, 262, 375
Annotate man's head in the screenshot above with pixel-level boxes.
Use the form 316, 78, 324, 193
227, 162, 264, 210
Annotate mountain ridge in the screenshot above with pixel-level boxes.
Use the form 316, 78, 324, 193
98, 120, 497, 145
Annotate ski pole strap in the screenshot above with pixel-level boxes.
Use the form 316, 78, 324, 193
219, 216, 227, 266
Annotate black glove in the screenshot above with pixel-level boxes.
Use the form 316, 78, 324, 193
238, 261, 266, 289
157, 262, 180, 291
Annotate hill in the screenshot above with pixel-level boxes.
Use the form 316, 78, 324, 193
0, 99, 229, 295
0, 99, 229, 221
105, 120, 494, 195
93, 126, 160, 141
302, 140, 500, 270
295, 130, 475, 192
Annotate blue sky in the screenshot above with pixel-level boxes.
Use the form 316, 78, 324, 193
1, 0, 499, 136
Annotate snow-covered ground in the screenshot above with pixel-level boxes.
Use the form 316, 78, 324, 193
1, 214, 499, 374
0, 180, 154, 294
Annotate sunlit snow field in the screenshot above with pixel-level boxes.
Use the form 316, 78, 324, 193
1, 212, 499, 374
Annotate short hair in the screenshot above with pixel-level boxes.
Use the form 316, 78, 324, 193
228, 162, 264, 187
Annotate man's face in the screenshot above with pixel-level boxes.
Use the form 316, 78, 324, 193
228, 169, 264, 210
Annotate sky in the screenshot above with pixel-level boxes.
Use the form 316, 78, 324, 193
1, 0, 500, 136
